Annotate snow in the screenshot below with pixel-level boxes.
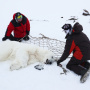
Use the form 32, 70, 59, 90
0, 0, 90, 90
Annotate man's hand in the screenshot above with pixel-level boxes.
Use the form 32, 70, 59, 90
23, 35, 30, 41
57, 60, 61, 66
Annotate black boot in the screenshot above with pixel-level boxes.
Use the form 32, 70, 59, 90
80, 66, 90, 83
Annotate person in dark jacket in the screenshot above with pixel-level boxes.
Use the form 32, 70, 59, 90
2, 12, 30, 42
57, 22, 90, 82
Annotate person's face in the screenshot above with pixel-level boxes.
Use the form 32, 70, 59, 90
17, 15, 23, 23
63, 29, 69, 35
17, 18, 22, 23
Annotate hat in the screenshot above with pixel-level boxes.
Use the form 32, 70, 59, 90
62, 24, 72, 30
62, 24, 72, 35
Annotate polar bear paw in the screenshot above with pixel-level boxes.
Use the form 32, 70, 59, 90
10, 63, 22, 71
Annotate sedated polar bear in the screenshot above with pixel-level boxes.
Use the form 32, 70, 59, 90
0, 41, 55, 71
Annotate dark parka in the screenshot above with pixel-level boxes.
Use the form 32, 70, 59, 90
5, 13, 30, 38
59, 23, 90, 63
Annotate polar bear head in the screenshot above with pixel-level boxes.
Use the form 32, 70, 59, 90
41, 50, 55, 64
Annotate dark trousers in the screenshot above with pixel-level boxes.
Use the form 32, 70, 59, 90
66, 57, 90, 75
9, 34, 29, 42
9, 34, 23, 42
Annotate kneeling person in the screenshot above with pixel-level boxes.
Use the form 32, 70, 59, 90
57, 22, 90, 83
2, 12, 30, 42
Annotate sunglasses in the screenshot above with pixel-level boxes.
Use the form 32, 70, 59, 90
17, 15, 23, 19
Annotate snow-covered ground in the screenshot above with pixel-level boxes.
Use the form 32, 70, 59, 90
0, 0, 90, 90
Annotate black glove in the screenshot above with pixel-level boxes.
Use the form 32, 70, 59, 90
26, 31, 30, 35
2, 34, 15, 41
2, 36, 8, 41
57, 60, 61, 66
23, 35, 30, 41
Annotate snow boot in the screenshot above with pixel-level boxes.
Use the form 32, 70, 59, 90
80, 66, 90, 83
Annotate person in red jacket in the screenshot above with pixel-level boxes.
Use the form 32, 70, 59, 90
2, 12, 30, 42
57, 22, 90, 83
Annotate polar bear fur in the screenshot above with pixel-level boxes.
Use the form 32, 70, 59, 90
0, 41, 55, 70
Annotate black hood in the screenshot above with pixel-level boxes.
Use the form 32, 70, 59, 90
72, 22, 83, 34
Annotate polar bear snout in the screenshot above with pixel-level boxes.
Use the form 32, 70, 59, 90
45, 59, 52, 64
45, 56, 54, 64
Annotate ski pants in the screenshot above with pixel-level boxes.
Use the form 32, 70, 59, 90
8, 34, 29, 42
66, 57, 90, 75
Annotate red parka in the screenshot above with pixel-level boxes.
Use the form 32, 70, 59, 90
5, 13, 30, 38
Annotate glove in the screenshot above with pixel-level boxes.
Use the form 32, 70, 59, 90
57, 60, 61, 66
2, 36, 8, 41
26, 31, 30, 35
23, 35, 30, 41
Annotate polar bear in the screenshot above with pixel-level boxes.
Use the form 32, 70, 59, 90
0, 41, 55, 70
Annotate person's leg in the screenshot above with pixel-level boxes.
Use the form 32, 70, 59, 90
8, 34, 14, 41
80, 61, 90, 69
66, 57, 87, 75
14, 37, 22, 42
